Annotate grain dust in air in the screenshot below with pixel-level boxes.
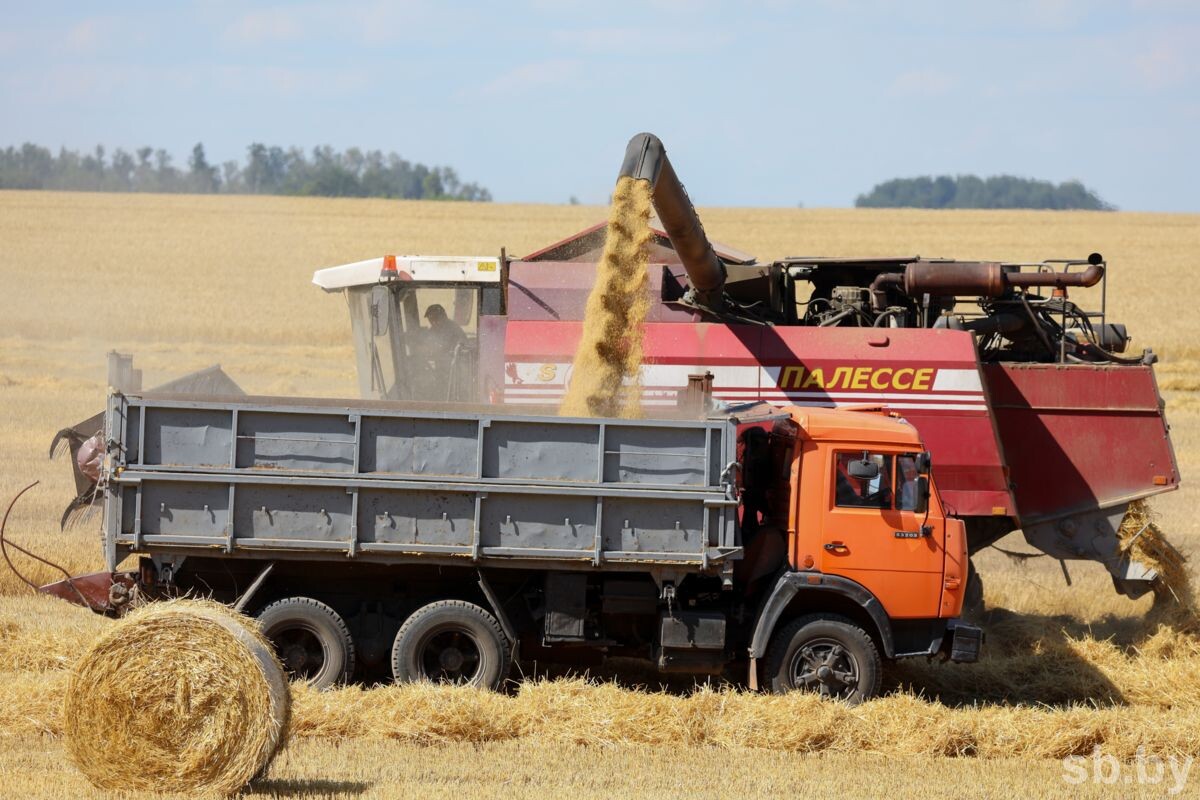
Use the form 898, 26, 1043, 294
559, 176, 653, 418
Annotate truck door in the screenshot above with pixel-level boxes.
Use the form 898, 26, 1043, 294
819, 450, 945, 618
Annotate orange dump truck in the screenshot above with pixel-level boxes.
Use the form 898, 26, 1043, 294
45, 388, 979, 702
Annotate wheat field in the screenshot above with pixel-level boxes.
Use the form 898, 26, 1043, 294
1, 191, 1199, 797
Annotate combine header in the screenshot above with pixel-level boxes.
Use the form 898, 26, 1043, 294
313, 133, 1179, 603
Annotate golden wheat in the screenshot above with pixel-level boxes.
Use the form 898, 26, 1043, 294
63, 599, 289, 795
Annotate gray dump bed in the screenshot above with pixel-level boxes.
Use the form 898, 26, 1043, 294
103, 393, 753, 574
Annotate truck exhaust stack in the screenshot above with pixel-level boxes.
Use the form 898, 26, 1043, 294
618, 133, 727, 311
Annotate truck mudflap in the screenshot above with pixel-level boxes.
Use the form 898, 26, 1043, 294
941, 619, 983, 663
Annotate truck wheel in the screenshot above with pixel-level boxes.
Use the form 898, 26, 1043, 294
764, 613, 882, 704
256, 597, 356, 690
392, 600, 510, 690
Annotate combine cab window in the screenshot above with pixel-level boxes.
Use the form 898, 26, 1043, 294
346, 284, 480, 402
834, 453, 893, 509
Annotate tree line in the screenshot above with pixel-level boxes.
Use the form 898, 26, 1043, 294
855, 175, 1112, 210
0, 142, 491, 201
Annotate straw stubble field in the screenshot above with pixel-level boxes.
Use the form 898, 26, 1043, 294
2, 191, 1199, 798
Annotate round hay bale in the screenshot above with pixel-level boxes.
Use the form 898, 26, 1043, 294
64, 599, 290, 795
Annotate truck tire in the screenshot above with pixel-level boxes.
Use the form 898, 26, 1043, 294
763, 613, 882, 704
256, 597, 355, 690
391, 600, 510, 690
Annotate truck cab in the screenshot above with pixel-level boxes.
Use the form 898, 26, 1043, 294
732, 404, 977, 698
790, 407, 967, 620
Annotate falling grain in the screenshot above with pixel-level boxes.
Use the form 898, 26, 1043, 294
559, 177, 654, 418
1119, 499, 1197, 630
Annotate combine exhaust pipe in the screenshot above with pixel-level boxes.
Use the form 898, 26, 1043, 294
870, 253, 1106, 310
619, 133, 726, 311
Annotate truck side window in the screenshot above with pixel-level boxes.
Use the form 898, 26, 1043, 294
834, 453, 893, 509
896, 454, 921, 511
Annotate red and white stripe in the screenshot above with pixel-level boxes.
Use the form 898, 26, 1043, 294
503, 364, 988, 413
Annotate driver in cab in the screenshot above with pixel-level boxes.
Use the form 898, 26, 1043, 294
423, 304, 466, 357
422, 304, 468, 398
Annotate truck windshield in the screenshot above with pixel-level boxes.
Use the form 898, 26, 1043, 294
346, 283, 479, 402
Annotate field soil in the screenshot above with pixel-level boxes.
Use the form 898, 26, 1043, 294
1, 191, 1199, 797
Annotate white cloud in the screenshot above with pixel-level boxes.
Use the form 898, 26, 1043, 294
2, 61, 369, 106
476, 59, 581, 96
342, 2, 431, 45
222, 9, 306, 44
55, 16, 143, 55
890, 69, 958, 97
549, 26, 728, 53
1131, 28, 1200, 90
64, 18, 108, 52
213, 65, 371, 96
218, 2, 444, 48
1022, 0, 1091, 31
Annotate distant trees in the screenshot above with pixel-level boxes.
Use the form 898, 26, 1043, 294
0, 142, 491, 201
855, 175, 1113, 211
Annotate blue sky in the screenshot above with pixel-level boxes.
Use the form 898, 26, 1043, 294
2, 1, 1197, 210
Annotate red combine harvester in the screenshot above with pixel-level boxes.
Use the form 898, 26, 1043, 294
311, 133, 1179, 605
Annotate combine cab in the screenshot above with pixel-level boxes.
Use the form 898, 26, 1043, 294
314, 133, 1178, 601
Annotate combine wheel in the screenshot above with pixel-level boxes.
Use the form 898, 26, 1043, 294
763, 613, 881, 704
391, 600, 510, 690
256, 597, 356, 690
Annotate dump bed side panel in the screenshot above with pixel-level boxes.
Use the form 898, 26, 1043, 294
104, 395, 741, 572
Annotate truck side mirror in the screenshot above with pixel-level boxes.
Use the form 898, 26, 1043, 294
912, 476, 930, 514
848, 458, 879, 481
916, 451, 932, 474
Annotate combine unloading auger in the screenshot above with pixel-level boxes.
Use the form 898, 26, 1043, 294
618, 132, 727, 312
